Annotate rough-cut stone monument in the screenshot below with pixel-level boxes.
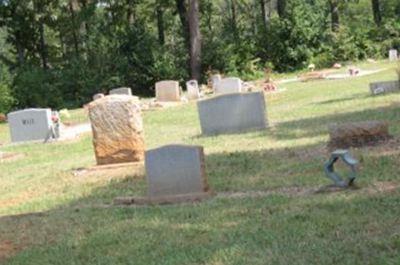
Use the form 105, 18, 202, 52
155, 80, 181, 102
186, 80, 200, 100
328, 121, 390, 149
198, 91, 267, 135
215, 77, 242, 95
145, 145, 210, 200
109, 87, 132, 96
7, 108, 55, 143
389, 49, 398, 61
370, 81, 400, 95
88, 95, 144, 165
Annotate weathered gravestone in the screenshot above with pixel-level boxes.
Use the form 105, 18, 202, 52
211, 74, 222, 91
215, 77, 242, 95
88, 95, 145, 165
145, 145, 210, 200
7, 108, 56, 143
328, 121, 390, 149
198, 91, 267, 135
370, 81, 400, 95
109, 87, 132, 96
93, 93, 105, 101
186, 80, 200, 100
155, 81, 181, 102
389, 49, 398, 61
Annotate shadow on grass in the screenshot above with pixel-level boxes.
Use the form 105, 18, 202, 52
313, 93, 370, 105
272, 105, 400, 141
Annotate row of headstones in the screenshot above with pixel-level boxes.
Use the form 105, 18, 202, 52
88, 91, 267, 202
5, 76, 250, 144
99, 76, 243, 103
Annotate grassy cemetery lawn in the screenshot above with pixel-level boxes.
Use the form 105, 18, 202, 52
1, 62, 400, 264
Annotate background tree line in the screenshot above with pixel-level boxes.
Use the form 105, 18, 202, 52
0, 0, 399, 112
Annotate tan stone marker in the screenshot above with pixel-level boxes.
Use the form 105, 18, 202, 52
88, 95, 145, 165
114, 145, 213, 205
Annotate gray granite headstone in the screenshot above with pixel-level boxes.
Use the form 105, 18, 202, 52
370, 81, 400, 95
197, 92, 267, 135
109, 87, 132, 96
7, 108, 53, 143
145, 145, 209, 198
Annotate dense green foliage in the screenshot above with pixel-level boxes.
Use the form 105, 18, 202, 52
0, 0, 399, 111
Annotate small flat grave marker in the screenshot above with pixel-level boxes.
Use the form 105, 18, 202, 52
370, 81, 400, 95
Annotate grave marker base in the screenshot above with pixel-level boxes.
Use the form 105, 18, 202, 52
114, 191, 214, 206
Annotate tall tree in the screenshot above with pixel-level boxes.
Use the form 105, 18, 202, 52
260, 0, 269, 32
277, 0, 286, 18
371, 0, 382, 26
156, 1, 165, 45
329, 0, 340, 32
188, 0, 201, 80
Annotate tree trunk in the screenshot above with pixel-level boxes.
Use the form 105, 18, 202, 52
38, 20, 49, 69
176, 0, 190, 47
156, 2, 165, 45
188, 0, 201, 80
371, 0, 381, 26
260, 0, 269, 32
15, 35, 25, 65
69, 0, 80, 57
330, 0, 340, 32
126, 0, 135, 25
277, 0, 286, 18
230, 0, 238, 39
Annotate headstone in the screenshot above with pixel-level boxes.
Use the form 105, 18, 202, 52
93, 93, 105, 101
328, 121, 390, 149
389, 49, 398, 61
146, 145, 210, 198
198, 91, 267, 135
109, 87, 132, 96
186, 80, 200, 100
155, 81, 181, 102
7, 108, 55, 143
88, 95, 145, 165
211, 74, 222, 91
215, 77, 242, 95
370, 81, 400, 95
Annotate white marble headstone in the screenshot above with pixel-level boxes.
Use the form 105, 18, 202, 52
215, 77, 242, 95
186, 80, 200, 100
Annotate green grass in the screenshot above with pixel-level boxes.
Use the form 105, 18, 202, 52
0, 61, 400, 264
